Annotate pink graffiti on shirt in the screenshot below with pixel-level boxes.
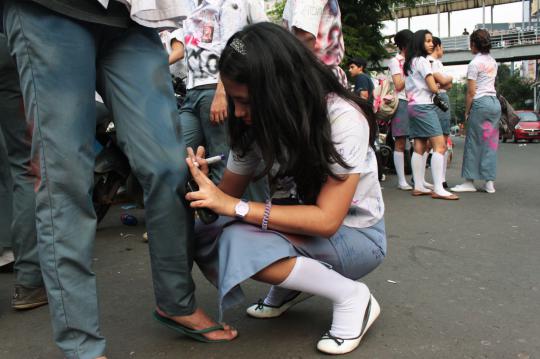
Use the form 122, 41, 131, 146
184, 34, 200, 47
482, 121, 499, 150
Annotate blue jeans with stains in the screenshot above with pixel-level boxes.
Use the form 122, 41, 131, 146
0, 33, 42, 287
4, 2, 195, 358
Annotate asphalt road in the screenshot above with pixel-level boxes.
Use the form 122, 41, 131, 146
1, 137, 539, 359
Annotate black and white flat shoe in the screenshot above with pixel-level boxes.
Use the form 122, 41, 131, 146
246, 292, 312, 319
316, 294, 381, 355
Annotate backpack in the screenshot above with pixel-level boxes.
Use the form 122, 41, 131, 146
373, 77, 399, 121
497, 94, 520, 139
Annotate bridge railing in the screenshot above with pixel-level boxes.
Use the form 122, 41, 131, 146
442, 25, 540, 52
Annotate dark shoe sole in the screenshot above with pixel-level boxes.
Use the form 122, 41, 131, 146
12, 300, 48, 310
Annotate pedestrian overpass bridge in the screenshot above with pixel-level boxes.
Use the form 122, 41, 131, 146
441, 25, 540, 65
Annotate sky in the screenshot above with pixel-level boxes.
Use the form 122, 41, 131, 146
381, 1, 530, 79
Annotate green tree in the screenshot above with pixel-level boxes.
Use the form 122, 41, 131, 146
340, 0, 415, 68
447, 80, 467, 124
495, 64, 534, 110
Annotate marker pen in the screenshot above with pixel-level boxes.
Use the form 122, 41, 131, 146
193, 154, 224, 167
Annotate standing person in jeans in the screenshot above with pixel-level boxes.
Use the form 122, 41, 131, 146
179, 0, 267, 190
0, 31, 46, 310
388, 29, 413, 191
2, 2, 237, 358
451, 29, 501, 194
283, 0, 347, 86
428, 36, 453, 189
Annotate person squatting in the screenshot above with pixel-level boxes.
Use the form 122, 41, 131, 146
0, 0, 390, 358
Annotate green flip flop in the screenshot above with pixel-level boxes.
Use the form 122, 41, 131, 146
152, 310, 231, 343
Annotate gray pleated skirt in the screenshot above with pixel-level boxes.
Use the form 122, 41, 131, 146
194, 216, 387, 320
408, 104, 443, 138
391, 99, 410, 137
435, 92, 451, 135
461, 96, 502, 181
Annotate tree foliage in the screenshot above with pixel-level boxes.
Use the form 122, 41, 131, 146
495, 64, 534, 110
340, 0, 415, 68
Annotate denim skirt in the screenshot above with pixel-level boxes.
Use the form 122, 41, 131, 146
194, 216, 387, 320
391, 99, 410, 137
461, 96, 502, 180
408, 104, 443, 138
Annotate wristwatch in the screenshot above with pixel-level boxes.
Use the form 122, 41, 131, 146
234, 200, 250, 219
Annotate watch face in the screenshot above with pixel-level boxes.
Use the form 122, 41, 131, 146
235, 201, 249, 217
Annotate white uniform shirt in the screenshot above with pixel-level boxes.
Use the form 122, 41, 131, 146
180, 0, 267, 89
427, 55, 448, 94
388, 54, 407, 100
405, 56, 434, 105
467, 53, 498, 99
159, 29, 187, 79
106, 0, 192, 27
226, 94, 385, 229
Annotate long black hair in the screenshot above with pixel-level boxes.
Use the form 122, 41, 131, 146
394, 29, 413, 52
404, 29, 432, 76
219, 22, 376, 204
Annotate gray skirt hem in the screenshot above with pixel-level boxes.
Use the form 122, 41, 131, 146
194, 217, 387, 321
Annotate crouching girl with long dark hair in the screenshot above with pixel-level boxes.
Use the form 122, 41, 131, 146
176, 23, 386, 354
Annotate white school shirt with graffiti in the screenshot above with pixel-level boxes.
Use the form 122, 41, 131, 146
427, 55, 448, 94
388, 54, 407, 100
405, 56, 434, 105
226, 94, 384, 229
180, 0, 267, 90
467, 53, 497, 100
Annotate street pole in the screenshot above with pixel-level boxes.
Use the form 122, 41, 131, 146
448, 11, 451, 37
491, 6, 494, 32
482, 0, 486, 28
436, 0, 440, 36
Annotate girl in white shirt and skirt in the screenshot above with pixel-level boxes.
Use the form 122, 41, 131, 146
404, 30, 459, 200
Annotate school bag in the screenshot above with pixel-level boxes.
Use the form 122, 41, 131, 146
372, 77, 399, 122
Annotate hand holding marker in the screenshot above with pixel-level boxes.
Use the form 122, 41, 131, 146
185, 154, 224, 224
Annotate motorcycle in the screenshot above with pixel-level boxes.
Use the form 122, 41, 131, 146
93, 77, 186, 223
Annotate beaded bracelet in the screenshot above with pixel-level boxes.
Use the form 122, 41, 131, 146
261, 199, 272, 231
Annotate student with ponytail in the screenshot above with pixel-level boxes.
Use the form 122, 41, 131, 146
388, 29, 414, 190
404, 29, 459, 200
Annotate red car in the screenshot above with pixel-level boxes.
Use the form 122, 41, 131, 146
513, 111, 540, 143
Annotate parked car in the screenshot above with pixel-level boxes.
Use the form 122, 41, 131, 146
513, 111, 540, 143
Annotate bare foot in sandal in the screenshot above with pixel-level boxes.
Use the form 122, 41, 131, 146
155, 307, 238, 342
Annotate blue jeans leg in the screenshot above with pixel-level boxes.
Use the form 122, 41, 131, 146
5, 2, 104, 358
0, 33, 42, 287
180, 88, 228, 182
97, 23, 196, 316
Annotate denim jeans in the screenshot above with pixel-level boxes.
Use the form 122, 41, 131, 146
180, 88, 269, 201
180, 88, 229, 182
0, 32, 42, 287
4, 2, 195, 358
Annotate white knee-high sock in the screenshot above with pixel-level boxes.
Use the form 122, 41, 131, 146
263, 286, 299, 306
393, 151, 409, 187
412, 152, 427, 191
431, 152, 452, 196
278, 257, 370, 338
442, 151, 448, 183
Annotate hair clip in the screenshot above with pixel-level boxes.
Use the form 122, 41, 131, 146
230, 38, 247, 56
